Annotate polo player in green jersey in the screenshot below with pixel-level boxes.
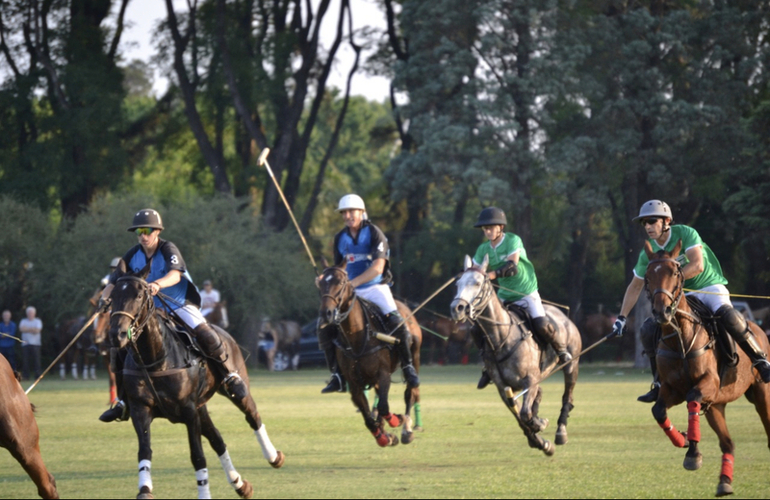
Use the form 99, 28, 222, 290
611, 200, 770, 403
472, 207, 572, 389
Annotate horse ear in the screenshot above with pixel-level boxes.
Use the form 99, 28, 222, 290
113, 259, 127, 279
464, 255, 473, 271
136, 260, 152, 280
321, 256, 330, 269
480, 254, 489, 273
643, 240, 655, 259
671, 239, 682, 258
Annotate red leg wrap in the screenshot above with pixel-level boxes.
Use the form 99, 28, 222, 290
687, 401, 701, 443
383, 413, 401, 428
720, 453, 734, 483
371, 429, 389, 447
659, 418, 687, 448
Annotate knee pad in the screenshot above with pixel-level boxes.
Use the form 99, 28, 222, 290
533, 316, 555, 338
640, 317, 659, 355
717, 305, 748, 339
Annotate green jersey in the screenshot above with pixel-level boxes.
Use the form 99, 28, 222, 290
474, 232, 538, 302
632, 224, 728, 291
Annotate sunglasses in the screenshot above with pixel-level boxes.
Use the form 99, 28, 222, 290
640, 218, 660, 226
135, 227, 154, 236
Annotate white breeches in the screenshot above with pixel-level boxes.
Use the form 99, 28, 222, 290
355, 284, 398, 315
685, 284, 732, 313
173, 304, 207, 329
511, 290, 546, 319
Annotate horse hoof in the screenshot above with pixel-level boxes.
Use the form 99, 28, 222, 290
683, 453, 703, 471
414, 426, 424, 433
529, 417, 549, 433
236, 480, 254, 499
401, 431, 414, 445
716, 482, 733, 497
270, 451, 285, 469
542, 440, 555, 457
555, 424, 568, 445
389, 434, 399, 447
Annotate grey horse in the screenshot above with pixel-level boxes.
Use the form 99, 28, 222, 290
450, 255, 581, 455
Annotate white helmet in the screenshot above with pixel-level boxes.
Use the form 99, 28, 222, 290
633, 200, 672, 222
110, 257, 121, 268
337, 194, 366, 212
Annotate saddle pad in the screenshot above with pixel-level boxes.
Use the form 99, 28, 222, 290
685, 296, 738, 371
155, 311, 202, 355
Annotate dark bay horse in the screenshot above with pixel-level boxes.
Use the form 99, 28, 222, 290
643, 240, 770, 497
0, 354, 58, 499
450, 255, 581, 456
419, 314, 473, 365
256, 317, 302, 371
317, 265, 422, 447
109, 263, 284, 499
55, 316, 98, 380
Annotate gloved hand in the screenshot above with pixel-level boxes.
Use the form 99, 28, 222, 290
611, 315, 627, 338
97, 297, 112, 313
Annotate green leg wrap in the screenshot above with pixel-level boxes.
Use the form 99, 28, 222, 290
414, 402, 423, 428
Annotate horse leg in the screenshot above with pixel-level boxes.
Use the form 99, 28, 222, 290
498, 386, 553, 456
401, 383, 420, 443
232, 390, 284, 468
182, 408, 213, 499
556, 361, 578, 446
701, 403, 735, 497
375, 374, 401, 447
683, 388, 706, 471
131, 406, 154, 500
4, 424, 58, 500
106, 354, 117, 404
651, 388, 689, 449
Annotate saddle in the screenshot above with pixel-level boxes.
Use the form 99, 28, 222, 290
684, 296, 739, 370
155, 309, 203, 357
331, 296, 396, 358
502, 301, 540, 345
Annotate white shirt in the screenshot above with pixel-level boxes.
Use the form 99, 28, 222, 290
19, 318, 43, 346
200, 289, 220, 310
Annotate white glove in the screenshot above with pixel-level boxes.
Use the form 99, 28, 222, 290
611, 315, 627, 338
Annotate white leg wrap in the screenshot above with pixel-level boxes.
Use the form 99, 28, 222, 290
218, 450, 244, 490
60, 364, 65, 380
255, 425, 278, 462
72, 363, 78, 380
138, 460, 153, 493
196, 468, 211, 499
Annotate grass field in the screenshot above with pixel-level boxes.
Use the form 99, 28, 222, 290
1, 364, 769, 499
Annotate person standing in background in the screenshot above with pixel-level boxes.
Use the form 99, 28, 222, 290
0, 310, 19, 370
19, 306, 42, 380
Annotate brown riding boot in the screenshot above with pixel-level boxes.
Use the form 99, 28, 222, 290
719, 305, 770, 383
533, 316, 572, 365
194, 324, 249, 400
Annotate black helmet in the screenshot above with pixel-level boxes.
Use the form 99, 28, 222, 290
474, 207, 507, 227
127, 209, 164, 232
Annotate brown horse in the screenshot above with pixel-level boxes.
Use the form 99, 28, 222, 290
256, 317, 302, 371
644, 240, 770, 497
317, 264, 422, 446
0, 354, 58, 499
419, 314, 473, 365
55, 316, 98, 381
204, 301, 229, 329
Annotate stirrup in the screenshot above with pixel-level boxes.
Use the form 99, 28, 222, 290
477, 370, 491, 390
637, 382, 660, 403
321, 373, 346, 394
223, 373, 249, 400
752, 359, 770, 383
99, 401, 128, 422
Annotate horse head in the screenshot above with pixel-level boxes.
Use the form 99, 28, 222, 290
451, 254, 491, 323
109, 259, 155, 349
317, 265, 354, 328
644, 239, 685, 326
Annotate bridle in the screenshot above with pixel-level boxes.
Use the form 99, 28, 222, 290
454, 267, 495, 322
111, 276, 156, 345
645, 258, 685, 315
319, 267, 355, 325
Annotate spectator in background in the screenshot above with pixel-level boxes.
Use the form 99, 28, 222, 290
200, 280, 228, 329
19, 306, 42, 381
0, 310, 19, 370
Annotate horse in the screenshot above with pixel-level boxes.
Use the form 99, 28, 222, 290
317, 264, 422, 447
643, 240, 770, 497
108, 262, 284, 499
418, 314, 473, 365
204, 301, 229, 329
450, 255, 581, 456
256, 317, 302, 371
55, 316, 98, 381
579, 311, 635, 362
0, 354, 58, 499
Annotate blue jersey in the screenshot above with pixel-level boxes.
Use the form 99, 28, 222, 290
333, 221, 391, 289
116, 239, 201, 311
0, 321, 17, 349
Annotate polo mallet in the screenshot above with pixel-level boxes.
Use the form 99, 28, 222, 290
0, 332, 24, 344
25, 310, 100, 394
258, 147, 318, 275
511, 330, 616, 402
384, 276, 458, 339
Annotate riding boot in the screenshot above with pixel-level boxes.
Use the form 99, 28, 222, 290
719, 305, 770, 383
194, 324, 250, 400
99, 348, 129, 422
321, 344, 346, 393
533, 316, 572, 365
386, 313, 420, 387
637, 356, 660, 403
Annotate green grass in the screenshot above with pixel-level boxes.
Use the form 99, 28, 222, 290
2, 364, 769, 498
